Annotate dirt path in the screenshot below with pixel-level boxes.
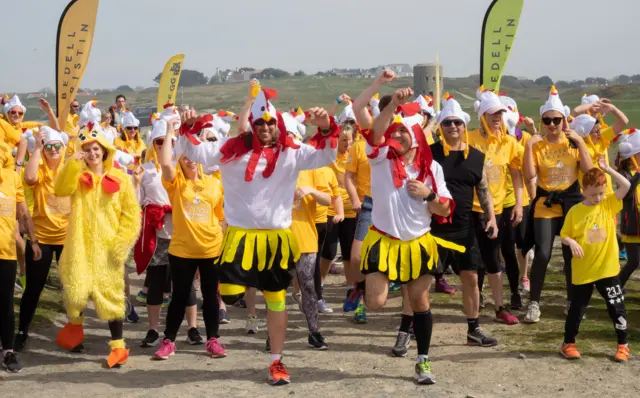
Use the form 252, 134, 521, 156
3, 272, 640, 398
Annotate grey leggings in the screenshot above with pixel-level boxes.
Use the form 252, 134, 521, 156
292, 253, 319, 333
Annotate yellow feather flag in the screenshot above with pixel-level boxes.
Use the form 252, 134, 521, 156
435, 53, 441, 113
56, 0, 99, 127
157, 54, 185, 110
480, 0, 524, 92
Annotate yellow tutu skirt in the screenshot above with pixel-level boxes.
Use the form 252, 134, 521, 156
217, 226, 300, 297
360, 227, 465, 283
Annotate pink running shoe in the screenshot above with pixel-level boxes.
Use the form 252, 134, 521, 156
206, 337, 227, 358
435, 277, 455, 295
154, 339, 175, 360
495, 308, 520, 325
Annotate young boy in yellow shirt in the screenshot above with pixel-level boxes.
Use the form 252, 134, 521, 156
560, 156, 631, 362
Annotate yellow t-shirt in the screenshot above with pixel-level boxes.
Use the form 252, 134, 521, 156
64, 114, 79, 136
114, 135, 146, 168
560, 193, 622, 284
315, 166, 338, 224
27, 163, 71, 245
291, 169, 332, 253
505, 131, 531, 208
345, 139, 371, 201
327, 152, 357, 219
20, 168, 34, 214
0, 169, 25, 260
468, 129, 521, 215
578, 127, 615, 194
532, 135, 581, 218
163, 171, 224, 259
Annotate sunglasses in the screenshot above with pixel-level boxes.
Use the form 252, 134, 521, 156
44, 143, 63, 151
542, 117, 563, 126
254, 119, 277, 127
441, 119, 464, 127
125, 126, 139, 131
10, 110, 24, 117
71, 105, 79, 109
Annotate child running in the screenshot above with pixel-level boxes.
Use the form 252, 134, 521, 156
559, 156, 631, 361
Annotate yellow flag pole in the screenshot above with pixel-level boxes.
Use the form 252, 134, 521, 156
435, 53, 441, 112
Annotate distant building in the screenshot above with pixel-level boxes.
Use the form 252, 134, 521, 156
414, 63, 443, 98
376, 64, 413, 78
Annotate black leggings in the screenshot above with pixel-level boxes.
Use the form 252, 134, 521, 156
146, 265, 174, 306
499, 206, 520, 296
529, 217, 573, 303
564, 276, 627, 345
321, 217, 357, 262
164, 255, 218, 341
18, 243, 64, 334
0, 259, 16, 350
620, 242, 640, 287
314, 222, 328, 301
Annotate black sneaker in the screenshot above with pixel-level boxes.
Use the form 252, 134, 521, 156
125, 300, 139, 323
265, 336, 271, 353
141, 329, 160, 348
308, 332, 328, 350
219, 308, 230, 324
3, 352, 22, 373
13, 332, 28, 353
510, 293, 523, 311
467, 327, 498, 347
391, 331, 411, 357
186, 327, 204, 345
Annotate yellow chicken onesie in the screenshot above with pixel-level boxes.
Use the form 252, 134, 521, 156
54, 122, 141, 368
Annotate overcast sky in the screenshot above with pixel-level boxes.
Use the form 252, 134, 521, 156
2, 0, 636, 92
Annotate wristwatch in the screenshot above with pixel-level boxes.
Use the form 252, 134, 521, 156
424, 192, 437, 202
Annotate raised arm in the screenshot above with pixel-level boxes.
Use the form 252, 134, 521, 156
24, 130, 46, 186
295, 108, 338, 171
353, 70, 396, 129
599, 101, 629, 134
523, 134, 541, 181
371, 88, 413, 146
158, 121, 176, 183
237, 79, 259, 135
565, 130, 594, 173
330, 94, 351, 117
179, 110, 224, 167
598, 156, 631, 200
39, 98, 61, 131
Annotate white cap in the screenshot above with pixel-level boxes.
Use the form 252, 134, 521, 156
570, 114, 597, 137
1, 95, 26, 115
540, 86, 570, 117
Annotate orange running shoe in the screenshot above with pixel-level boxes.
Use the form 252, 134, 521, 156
615, 344, 630, 362
560, 343, 581, 360
268, 359, 291, 386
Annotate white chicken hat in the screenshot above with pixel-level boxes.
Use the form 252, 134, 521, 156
414, 94, 435, 117
249, 87, 278, 124
617, 128, 640, 160
473, 86, 507, 120
570, 114, 598, 138
1, 95, 26, 115
203, 110, 237, 142
391, 102, 425, 149
22, 126, 69, 154
121, 110, 140, 128
369, 93, 381, 119
436, 93, 471, 158
540, 86, 570, 117
581, 93, 600, 105
281, 108, 307, 141
78, 99, 101, 128
160, 103, 181, 130
337, 101, 356, 124
499, 95, 521, 136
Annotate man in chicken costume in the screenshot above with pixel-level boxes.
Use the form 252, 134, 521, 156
54, 120, 141, 368
177, 80, 339, 385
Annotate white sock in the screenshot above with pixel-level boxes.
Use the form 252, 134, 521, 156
271, 354, 282, 363
417, 354, 429, 364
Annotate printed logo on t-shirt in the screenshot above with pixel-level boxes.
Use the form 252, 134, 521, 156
586, 223, 606, 244
484, 158, 503, 186
556, 161, 564, 169
183, 200, 211, 223
0, 193, 14, 217
45, 194, 71, 216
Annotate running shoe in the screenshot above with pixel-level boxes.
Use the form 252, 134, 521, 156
392, 331, 411, 357
219, 308, 230, 324
444, 265, 454, 275
236, 298, 247, 308
317, 299, 333, 314
435, 277, 455, 295
154, 339, 176, 360
269, 359, 291, 385
308, 332, 328, 350
329, 263, 339, 274
510, 293, 523, 311
353, 303, 367, 324
519, 277, 530, 294
14, 281, 23, 293
2, 352, 22, 373
292, 293, 302, 311
136, 290, 148, 304
343, 288, 362, 312
13, 332, 28, 352
388, 281, 402, 293
19, 275, 27, 291
467, 328, 498, 347
265, 337, 271, 353
246, 315, 259, 334
141, 329, 160, 348
523, 301, 541, 323
186, 327, 204, 345
414, 358, 436, 385
333, 255, 344, 266
560, 343, 581, 360
615, 344, 630, 362
495, 308, 519, 325
620, 248, 628, 261
162, 295, 171, 308
125, 300, 139, 323
205, 337, 227, 358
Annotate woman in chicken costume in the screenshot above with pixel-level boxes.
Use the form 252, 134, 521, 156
177, 80, 338, 385
54, 120, 141, 368
362, 88, 463, 385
